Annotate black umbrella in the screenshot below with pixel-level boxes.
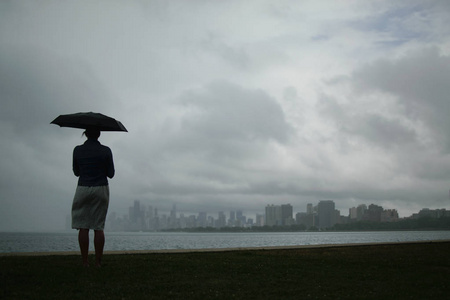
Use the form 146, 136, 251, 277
51, 112, 128, 132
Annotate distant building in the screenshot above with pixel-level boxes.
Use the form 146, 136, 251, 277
349, 207, 357, 221
381, 209, 399, 222
296, 212, 314, 229
198, 212, 207, 227
412, 208, 450, 219
228, 211, 236, 226
216, 211, 226, 228
281, 204, 293, 226
265, 204, 282, 226
186, 215, 197, 228
296, 203, 316, 229
169, 204, 177, 228
255, 214, 265, 226
356, 204, 367, 221
179, 213, 186, 228
334, 209, 341, 225
363, 204, 383, 222
318, 200, 336, 229
128, 200, 146, 230
236, 210, 245, 226
265, 204, 294, 226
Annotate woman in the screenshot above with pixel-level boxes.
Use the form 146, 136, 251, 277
71, 128, 115, 267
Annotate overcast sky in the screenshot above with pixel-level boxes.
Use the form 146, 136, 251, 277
2, 1, 450, 231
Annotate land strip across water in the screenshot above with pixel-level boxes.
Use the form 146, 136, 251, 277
2, 239, 450, 256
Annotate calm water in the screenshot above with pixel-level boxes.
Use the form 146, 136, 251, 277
1, 231, 450, 253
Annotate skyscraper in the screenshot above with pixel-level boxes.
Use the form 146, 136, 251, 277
256, 214, 265, 226
229, 211, 236, 226
198, 212, 207, 227
265, 204, 282, 226
217, 211, 226, 228
318, 200, 336, 229
169, 204, 177, 228
356, 204, 367, 221
281, 204, 293, 225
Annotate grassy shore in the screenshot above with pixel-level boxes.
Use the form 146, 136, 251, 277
2, 241, 450, 299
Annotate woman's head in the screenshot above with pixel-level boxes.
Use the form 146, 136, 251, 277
84, 128, 101, 140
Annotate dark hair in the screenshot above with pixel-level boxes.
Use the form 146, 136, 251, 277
83, 128, 101, 139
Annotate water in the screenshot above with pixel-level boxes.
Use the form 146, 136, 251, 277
1, 231, 450, 253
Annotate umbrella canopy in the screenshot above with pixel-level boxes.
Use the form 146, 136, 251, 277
51, 112, 128, 132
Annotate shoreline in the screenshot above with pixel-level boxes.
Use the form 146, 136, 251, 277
2, 239, 449, 257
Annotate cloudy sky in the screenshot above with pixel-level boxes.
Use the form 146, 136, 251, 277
2, 1, 450, 231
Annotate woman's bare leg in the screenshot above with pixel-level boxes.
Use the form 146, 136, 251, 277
94, 230, 105, 267
78, 229, 89, 267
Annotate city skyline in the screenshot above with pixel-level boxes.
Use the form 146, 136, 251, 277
110, 198, 435, 220
98, 198, 445, 232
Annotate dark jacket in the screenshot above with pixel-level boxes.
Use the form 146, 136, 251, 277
73, 139, 115, 186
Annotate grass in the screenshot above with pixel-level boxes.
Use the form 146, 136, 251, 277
1, 242, 450, 299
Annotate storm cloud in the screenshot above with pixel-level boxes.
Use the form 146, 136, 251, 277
1, 1, 450, 231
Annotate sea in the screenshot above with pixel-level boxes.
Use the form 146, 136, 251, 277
1, 231, 450, 253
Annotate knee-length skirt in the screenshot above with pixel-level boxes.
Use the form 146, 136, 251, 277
71, 185, 109, 230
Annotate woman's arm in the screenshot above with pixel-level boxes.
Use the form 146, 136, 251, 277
73, 148, 80, 177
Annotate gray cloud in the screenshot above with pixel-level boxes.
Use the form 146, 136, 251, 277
123, 81, 294, 199
353, 47, 450, 150
0, 45, 116, 134
318, 95, 417, 149
1, 1, 450, 230
315, 47, 450, 212
179, 81, 292, 143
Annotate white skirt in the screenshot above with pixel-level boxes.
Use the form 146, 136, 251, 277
71, 185, 109, 230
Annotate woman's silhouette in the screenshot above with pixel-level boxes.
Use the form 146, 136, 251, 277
71, 128, 114, 267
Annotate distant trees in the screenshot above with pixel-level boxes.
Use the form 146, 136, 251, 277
333, 216, 450, 231
161, 216, 450, 232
